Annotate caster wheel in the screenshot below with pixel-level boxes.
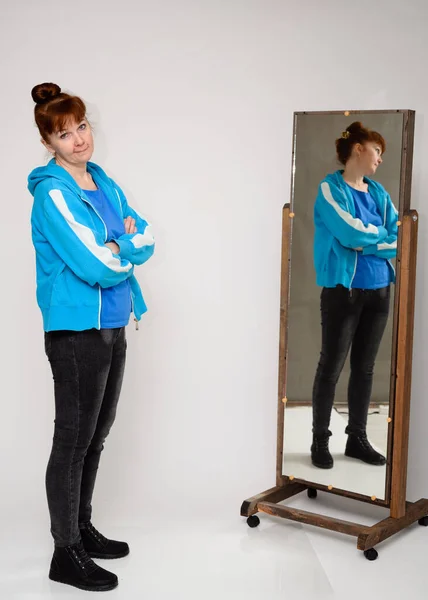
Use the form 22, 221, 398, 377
418, 516, 428, 526
307, 488, 317, 499
364, 548, 378, 561
247, 515, 260, 528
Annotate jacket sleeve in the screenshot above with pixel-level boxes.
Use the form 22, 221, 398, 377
316, 181, 388, 249
110, 180, 155, 266
362, 192, 398, 259
40, 187, 134, 288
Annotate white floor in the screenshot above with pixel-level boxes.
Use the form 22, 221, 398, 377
2, 503, 428, 600
283, 407, 388, 499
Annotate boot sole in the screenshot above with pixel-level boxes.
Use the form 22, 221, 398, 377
311, 460, 333, 469
344, 450, 386, 466
49, 570, 118, 592
88, 549, 130, 560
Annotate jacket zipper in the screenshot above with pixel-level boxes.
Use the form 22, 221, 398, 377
97, 288, 102, 330
349, 189, 393, 297
82, 193, 139, 331
346, 181, 386, 297
383, 193, 395, 281
130, 292, 139, 330
343, 184, 357, 297
113, 189, 138, 329
81, 195, 108, 240
81, 194, 107, 330
349, 253, 357, 298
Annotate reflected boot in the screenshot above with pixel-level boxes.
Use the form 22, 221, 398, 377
345, 430, 386, 466
80, 521, 130, 560
311, 431, 333, 469
49, 541, 118, 592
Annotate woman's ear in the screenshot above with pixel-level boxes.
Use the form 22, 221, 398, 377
41, 137, 55, 155
353, 143, 363, 158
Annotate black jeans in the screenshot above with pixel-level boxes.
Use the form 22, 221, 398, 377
44, 327, 127, 547
312, 285, 390, 437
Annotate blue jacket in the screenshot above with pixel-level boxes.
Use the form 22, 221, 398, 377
314, 171, 398, 288
28, 160, 155, 331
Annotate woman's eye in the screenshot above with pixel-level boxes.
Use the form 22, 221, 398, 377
79, 123, 86, 130
60, 133, 69, 140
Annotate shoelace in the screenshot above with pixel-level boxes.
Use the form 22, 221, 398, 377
314, 436, 330, 450
353, 433, 382, 456
356, 433, 373, 449
70, 541, 96, 572
85, 522, 108, 546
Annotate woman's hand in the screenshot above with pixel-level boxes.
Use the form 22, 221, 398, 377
124, 217, 137, 234
354, 247, 363, 251
104, 217, 137, 255
105, 241, 120, 254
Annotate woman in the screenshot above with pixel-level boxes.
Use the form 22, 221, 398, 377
311, 121, 397, 470
29, 83, 155, 591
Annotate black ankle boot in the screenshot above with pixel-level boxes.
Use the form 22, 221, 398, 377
311, 432, 333, 469
49, 541, 118, 592
80, 522, 130, 560
345, 431, 386, 465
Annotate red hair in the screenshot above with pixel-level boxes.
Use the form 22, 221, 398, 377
31, 82, 87, 141
335, 121, 386, 165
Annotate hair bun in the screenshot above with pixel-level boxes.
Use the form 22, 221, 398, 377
31, 83, 62, 105
345, 121, 364, 135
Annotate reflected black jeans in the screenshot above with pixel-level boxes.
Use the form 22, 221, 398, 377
44, 328, 126, 547
312, 285, 390, 437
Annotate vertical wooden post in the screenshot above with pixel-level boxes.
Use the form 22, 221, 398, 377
390, 211, 418, 518
276, 204, 292, 485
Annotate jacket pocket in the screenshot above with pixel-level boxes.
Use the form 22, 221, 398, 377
51, 266, 98, 307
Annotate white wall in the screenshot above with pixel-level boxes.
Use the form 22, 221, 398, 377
1, 0, 428, 528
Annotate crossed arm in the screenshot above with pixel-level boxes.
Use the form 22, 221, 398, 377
105, 216, 137, 254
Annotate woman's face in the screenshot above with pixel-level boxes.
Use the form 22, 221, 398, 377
43, 118, 94, 167
353, 141, 383, 176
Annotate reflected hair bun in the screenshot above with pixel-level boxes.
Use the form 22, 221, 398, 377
335, 121, 385, 166
31, 83, 62, 105
345, 121, 365, 136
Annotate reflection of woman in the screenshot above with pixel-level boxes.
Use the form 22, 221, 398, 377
311, 121, 398, 470
29, 83, 155, 591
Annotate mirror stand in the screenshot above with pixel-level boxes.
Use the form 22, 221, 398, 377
241, 204, 428, 561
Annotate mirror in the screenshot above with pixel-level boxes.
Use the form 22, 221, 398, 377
282, 111, 405, 500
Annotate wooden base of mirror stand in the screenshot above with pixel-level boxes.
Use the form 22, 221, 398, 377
240, 484, 428, 560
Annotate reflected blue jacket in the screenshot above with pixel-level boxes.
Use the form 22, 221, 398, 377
28, 160, 155, 331
313, 170, 398, 288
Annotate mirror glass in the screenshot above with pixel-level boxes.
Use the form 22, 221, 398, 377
282, 111, 404, 500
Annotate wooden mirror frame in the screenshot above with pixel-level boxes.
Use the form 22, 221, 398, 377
241, 110, 428, 559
